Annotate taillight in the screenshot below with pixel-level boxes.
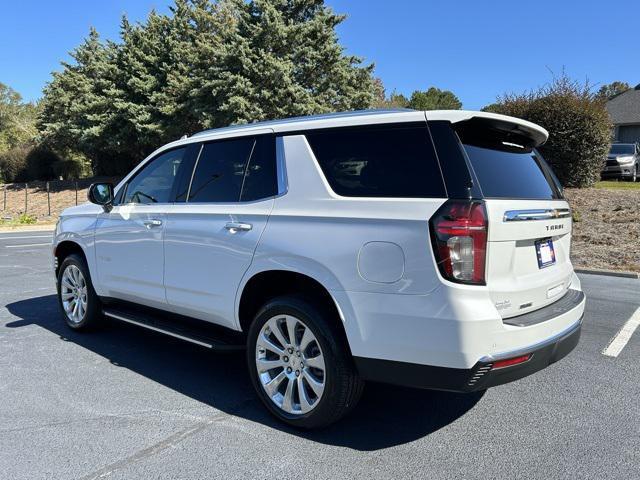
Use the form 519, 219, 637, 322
429, 199, 488, 285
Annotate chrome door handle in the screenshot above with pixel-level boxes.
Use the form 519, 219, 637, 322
143, 219, 163, 228
225, 222, 252, 233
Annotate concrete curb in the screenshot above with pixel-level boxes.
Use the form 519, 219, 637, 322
0, 225, 56, 234
575, 268, 639, 279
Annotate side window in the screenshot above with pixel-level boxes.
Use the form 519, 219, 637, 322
240, 135, 278, 201
123, 148, 186, 204
305, 125, 446, 198
113, 185, 126, 205
188, 137, 255, 203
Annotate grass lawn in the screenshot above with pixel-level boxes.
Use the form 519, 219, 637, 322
595, 180, 640, 190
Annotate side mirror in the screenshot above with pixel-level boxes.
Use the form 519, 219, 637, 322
88, 183, 114, 212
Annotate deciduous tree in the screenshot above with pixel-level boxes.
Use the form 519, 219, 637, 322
407, 87, 462, 110
596, 81, 630, 101
484, 73, 612, 188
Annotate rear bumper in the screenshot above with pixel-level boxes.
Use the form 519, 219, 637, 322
354, 315, 582, 392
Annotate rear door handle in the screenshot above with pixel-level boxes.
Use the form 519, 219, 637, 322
225, 222, 252, 233
143, 219, 163, 228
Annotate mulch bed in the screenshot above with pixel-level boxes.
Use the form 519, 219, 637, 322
565, 187, 640, 272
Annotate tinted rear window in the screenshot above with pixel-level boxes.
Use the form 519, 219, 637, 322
240, 135, 278, 201
464, 145, 562, 200
305, 125, 445, 198
188, 137, 254, 203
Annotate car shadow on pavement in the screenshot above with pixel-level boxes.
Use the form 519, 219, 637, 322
5, 294, 485, 451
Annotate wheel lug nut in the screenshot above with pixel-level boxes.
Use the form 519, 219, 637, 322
295, 370, 300, 377
283, 356, 289, 362
287, 367, 292, 373
288, 347, 293, 354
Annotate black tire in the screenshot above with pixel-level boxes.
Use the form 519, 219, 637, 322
56, 253, 102, 331
246, 295, 364, 429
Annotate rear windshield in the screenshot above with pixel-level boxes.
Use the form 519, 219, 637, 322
464, 144, 563, 200
305, 125, 445, 198
610, 144, 635, 155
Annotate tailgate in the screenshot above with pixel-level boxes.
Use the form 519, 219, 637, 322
484, 199, 574, 319
451, 114, 575, 320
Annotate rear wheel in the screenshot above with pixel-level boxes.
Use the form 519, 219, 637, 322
246, 295, 363, 429
56, 254, 102, 330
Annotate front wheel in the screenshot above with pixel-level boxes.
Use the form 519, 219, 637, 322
246, 295, 364, 429
56, 254, 102, 330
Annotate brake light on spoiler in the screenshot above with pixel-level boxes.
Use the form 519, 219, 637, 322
429, 200, 488, 285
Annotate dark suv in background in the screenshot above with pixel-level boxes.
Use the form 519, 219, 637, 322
602, 142, 639, 182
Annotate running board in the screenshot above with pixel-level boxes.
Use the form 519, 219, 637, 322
102, 306, 245, 351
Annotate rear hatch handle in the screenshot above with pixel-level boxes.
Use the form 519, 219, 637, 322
503, 208, 571, 222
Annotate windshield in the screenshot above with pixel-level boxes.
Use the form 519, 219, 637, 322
609, 144, 635, 155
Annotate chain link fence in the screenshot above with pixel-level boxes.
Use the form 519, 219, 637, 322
0, 178, 120, 222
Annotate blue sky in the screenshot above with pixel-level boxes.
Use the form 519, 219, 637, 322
1, 0, 638, 109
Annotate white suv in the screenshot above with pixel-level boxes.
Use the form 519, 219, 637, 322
53, 110, 585, 428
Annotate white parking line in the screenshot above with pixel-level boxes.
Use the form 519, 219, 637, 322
602, 308, 640, 357
4, 243, 51, 248
0, 235, 53, 241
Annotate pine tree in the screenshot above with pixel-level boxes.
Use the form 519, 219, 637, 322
39, 28, 120, 174
39, 0, 377, 175
188, 0, 375, 128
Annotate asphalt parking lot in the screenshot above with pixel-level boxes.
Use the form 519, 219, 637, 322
1, 230, 639, 480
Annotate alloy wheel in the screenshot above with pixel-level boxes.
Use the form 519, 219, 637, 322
255, 314, 326, 415
60, 264, 88, 324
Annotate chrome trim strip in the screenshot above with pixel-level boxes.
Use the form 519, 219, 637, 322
479, 311, 584, 363
503, 208, 571, 222
104, 311, 213, 349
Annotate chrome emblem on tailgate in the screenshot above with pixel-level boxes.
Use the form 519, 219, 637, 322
545, 224, 564, 231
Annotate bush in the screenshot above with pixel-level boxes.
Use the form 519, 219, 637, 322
25, 143, 61, 180
17, 214, 37, 225
0, 145, 30, 182
484, 73, 612, 188
0, 143, 84, 182
51, 150, 92, 179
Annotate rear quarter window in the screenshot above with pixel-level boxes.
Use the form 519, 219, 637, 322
305, 125, 446, 198
464, 145, 563, 200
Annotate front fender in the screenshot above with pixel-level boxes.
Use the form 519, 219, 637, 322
54, 211, 99, 293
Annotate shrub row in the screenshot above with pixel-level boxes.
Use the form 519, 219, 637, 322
484, 74, 612, 188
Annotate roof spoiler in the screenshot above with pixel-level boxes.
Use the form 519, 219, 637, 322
425, 110, 549, 149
